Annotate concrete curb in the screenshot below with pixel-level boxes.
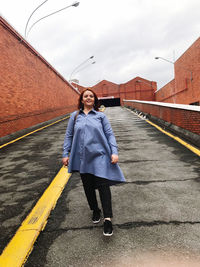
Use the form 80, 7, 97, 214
125, 106, 200, 149
0, 115, 70, 149
124, 106, 200, 157
0, 167, 71, 267
0, 113, 70, 146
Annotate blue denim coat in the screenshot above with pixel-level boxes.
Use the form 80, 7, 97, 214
63, 109, 125, 182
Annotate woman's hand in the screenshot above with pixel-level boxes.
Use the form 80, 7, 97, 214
62, 157, 69, 166
111, 154, 118, 164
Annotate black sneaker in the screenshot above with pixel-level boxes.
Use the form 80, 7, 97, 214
92, 209, 101, 224
103, 220, 113, 236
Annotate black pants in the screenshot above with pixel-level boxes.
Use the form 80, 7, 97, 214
80, 173, 113, 218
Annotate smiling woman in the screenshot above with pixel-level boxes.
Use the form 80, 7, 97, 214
81, 90, 95, 111
62, 88, 126, 236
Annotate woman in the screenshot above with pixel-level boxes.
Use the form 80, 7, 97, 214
62, 89, 125, 236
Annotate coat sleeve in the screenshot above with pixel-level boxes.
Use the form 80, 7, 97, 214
101, 114, 118, 155
62, 112, 76, 157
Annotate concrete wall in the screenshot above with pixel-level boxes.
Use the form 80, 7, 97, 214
123, 100, 200, 147
0, 16, 79, 138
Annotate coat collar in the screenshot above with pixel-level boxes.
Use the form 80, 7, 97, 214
80, 108, 97, 114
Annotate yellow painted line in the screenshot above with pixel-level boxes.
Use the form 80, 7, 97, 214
0, 115, 70, 149
0, 166, 71, 267
125, 107, 200, 157
146, 120, 200, 157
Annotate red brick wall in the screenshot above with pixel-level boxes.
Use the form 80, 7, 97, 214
155, 37, 200, 105
123, 100, 200, 135
156, 80, 175, 103
0, 16, 79, 137
71, 82, 87, 93
73, 77, 156, 104
91, 80, 120, 98
174, 37, 200, 104
120, 77, 156, 103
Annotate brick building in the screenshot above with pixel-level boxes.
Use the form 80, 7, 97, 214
119, 77, 156, 102
75, 77, 157, 105
0, 16, 79, 138
0, 15, 199, 139
155, 37, 200, 105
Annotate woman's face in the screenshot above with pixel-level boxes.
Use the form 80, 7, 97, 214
82, 90, 95, 108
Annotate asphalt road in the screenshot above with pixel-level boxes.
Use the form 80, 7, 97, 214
1, 106, 200, 267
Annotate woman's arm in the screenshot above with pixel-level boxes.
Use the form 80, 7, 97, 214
62, 112, 77, 158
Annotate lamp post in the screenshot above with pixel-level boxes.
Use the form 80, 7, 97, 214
72, 61, 96, 77
155, 56, 174, 64
69, 56, 94, 82
155, 56, 193, 81
25, 0, 48, 38
70, 61, 96, 85
25, 1, 80, 38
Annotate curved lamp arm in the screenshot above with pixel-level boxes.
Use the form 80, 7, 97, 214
155, 56, 174, 64
73, 61, 96, 76
26, 1, 80, 38
25, 0, 49, 38
155, 56, 193, 81
69, 56, 94, 81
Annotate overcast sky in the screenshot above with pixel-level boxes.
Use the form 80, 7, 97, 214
1, 0, 200, 89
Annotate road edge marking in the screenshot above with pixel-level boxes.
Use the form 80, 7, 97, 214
0, 115, 70, 149
0, 166, 71, 267
146, 120, 200, 156
125, 107, 200, 157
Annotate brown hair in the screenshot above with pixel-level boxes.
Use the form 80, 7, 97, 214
78, 88, 99, 111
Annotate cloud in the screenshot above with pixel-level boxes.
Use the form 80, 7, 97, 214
1, 0, 200, 89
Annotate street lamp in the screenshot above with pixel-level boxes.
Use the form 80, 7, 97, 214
25, 1, 80, 38
155, 56, 174, 64
69, 56, 94, 82
25, 0, 48, 38
73, 61, 96, 76
70, 61, 96, 84
155, 56, 193, 81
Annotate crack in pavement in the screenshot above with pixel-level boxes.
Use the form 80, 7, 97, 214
116, 220, 200, 229
45, 220, 200, 233
119, 159, 161, 163
125, 177, 200, 185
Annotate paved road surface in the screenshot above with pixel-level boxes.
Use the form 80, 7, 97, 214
1, 106, 200, 266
